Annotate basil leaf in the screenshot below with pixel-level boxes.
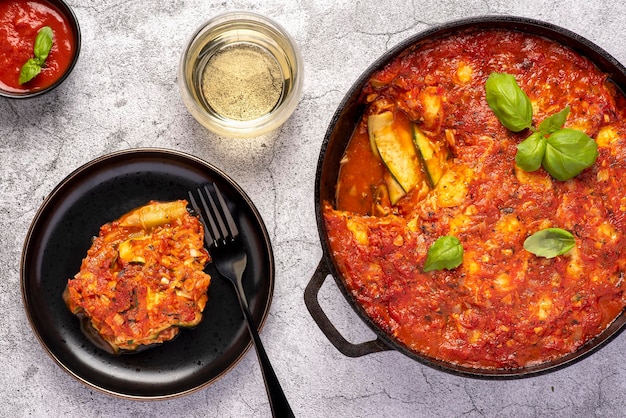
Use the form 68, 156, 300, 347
485, 73, 533, 132
18, 26, 53, 85
423, 236, 463, 272
538, 106, 570, 134
516, 132, 546, 171
18, 58, 42, 85
523, 228, 575, 258
33, 26, 54, 63
543, 128, 598, 180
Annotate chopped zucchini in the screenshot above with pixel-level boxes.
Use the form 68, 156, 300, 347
368, 112, 393, 159
413, 124, 449, 186
118, 235, 149, 264
372, 184, 392, 217
368, 112, 425, 193
383, 171, 406, 205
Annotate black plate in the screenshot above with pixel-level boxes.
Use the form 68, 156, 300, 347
21, 148, 274, 399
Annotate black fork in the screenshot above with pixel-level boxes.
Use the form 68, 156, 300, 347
188, 184, 294, 418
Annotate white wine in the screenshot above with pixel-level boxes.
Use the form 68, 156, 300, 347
179, 12, 303, 137
201, 43, 283, 121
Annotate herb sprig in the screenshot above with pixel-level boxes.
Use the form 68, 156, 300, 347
485, 72, 598, 181
523, 228, 575, 258
19, 26, 54, 85
423, 235, 463, 272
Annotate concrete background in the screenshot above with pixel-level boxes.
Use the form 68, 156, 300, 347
2, 0, 625, 416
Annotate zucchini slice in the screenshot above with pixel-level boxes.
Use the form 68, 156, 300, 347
368, 112, 425, 193
368, 112, 390, 160
413, 124, 449, 186
383, 171, 406, 205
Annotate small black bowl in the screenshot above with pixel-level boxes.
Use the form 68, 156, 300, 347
0, 0, 81, 99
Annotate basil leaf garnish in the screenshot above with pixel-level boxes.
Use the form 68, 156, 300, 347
18, 26, 54, 85
423, 236, 463, 272
485, 73, 599, 181
516, 131, 546, 172
18, 58, 42, 85
33, 26, 54, 63
485, 73, 533, 132
543, 128, 598, 181
523, 228, 575, 258
538, 106, 570, 134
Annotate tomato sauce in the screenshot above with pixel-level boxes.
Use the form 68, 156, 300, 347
335, 121, 385, 214
0, 0, 76, 93
325, 29, 626, 369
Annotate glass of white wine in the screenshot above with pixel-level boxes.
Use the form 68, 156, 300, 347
179, 11, 304, 138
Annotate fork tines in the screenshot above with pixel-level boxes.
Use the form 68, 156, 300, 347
188, 183, 239, 248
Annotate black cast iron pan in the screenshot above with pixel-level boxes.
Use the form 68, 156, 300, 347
305, 16, 626, 378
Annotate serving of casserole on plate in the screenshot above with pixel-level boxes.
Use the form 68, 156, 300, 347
63, 200, 212, 354
21, 149, 274, 399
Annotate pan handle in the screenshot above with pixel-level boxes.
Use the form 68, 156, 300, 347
304, 258, 391, 357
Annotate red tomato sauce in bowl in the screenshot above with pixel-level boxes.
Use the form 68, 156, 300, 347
0, 0, 78, 95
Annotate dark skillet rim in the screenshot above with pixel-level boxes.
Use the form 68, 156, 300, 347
315, 15, 626, 378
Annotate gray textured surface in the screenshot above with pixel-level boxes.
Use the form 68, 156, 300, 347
2, 0, 626, 417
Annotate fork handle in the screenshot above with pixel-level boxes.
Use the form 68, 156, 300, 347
236, 283, 295, 418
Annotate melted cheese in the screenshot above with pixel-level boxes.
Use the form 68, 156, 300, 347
346, 217, 370, 245
435, 164, 470, 208
455, 61, 473, 84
